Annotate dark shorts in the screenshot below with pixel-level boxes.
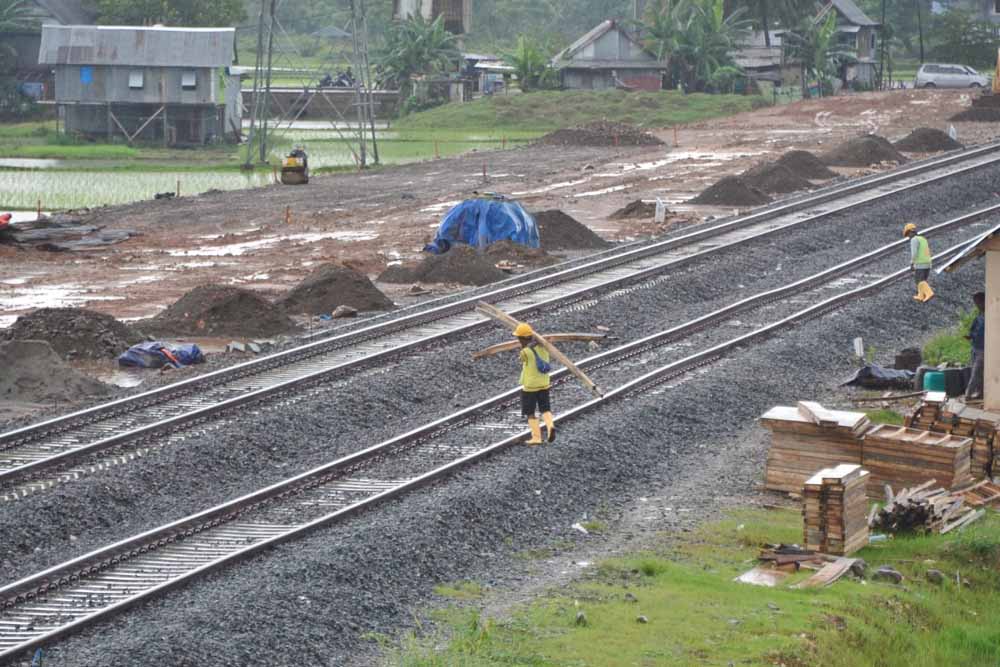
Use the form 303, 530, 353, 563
914, 268, 930, 283
521, 388, 551, 417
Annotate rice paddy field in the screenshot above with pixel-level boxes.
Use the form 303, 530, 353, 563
0, 121, 541, 210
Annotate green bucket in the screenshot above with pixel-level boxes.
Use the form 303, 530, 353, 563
923, 371, 946, 392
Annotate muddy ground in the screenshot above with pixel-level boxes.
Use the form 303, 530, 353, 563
1, 89, 994, 331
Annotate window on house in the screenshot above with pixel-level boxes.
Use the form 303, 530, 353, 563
128, 70, 144, 89
181, 70, 197, 89
870, 33, 876, 51
994, 0, 999, 14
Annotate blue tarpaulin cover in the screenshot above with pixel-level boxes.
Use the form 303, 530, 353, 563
118, 341, 206, 369
424, 197, 539, 254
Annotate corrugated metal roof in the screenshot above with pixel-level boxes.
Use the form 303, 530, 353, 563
937, 221, 1000, 274
556, 60, 666, 70
828, 0, 879, 27
39, 25, 234, 67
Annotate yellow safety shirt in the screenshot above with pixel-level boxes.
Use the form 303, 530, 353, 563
519, 346, 551, 392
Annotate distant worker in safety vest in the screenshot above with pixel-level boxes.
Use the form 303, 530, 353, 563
514, 323, 555, 445
904, 223, 934, 302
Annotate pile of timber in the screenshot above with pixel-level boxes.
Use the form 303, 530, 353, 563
863, 424, 972, 493
803, 464, 870, 556
762, 402, 870, 493
935, 400, 1000, 479
870, 481, 983, 534
955, 479, 1000, 507
905, 391, 947, 431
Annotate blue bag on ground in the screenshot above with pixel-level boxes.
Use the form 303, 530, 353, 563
424, 197, 540, 254
118, 341, 206, 368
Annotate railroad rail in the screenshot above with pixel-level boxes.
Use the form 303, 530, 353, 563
2, 144, 999, 499
0, 212, 986, 662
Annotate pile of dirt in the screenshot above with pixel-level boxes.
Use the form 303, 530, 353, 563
0, 340, 109, 403
776, 150, 837, 180
378, 245, 509, 286
821, 135, 908, 167
950, 107, 1000, 122
539, 121, 664, 147
1, 307, 145, 360
609, 200, 657, 219
483, 240, 560, 267
893, 127, 964, 152
534, 210, 611, 250
689, 176, 771, 206
281, 263, 394, 315
145, 285, 296, 337
740, 162, 813, 194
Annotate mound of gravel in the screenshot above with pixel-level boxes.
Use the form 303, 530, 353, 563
281, 263, 394, 315
609, 200, 657, 219
534, 210, 610, 251
894, 127, 963, 152
741, 162, 813, 194
0, 307, 145, 360
378, 245, 509, 286
539, 121, 663, 147
689, 175, 771, 206
484, 240, 560, 267
0, 340, 109, 403
822, 135, 907, 167
146, 285, 296, 337
776, 150, 837, 180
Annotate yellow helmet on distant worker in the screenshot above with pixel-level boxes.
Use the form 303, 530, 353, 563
513, 322, 534, 338
903, 223, 917, 237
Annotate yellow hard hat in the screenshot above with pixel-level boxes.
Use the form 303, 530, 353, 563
513, 322, 534, 338
903, 223, 917, 236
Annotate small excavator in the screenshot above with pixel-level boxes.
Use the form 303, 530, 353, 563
280, 145, 309, 185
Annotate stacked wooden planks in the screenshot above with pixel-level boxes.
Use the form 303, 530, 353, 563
906, 391, 947, 431
870, 481, 983, 534
863, 425, 972, 495
936, 400, 999, 480
761, 402, 870, 493
802, 464, 870, 556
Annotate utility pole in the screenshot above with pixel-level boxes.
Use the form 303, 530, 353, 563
358, 0, 380, 165
260, 0, 277, 163
349, 0, 367, 168
244, 0, 276, 168
916, 0, 925, 64
877, 0, 887, 90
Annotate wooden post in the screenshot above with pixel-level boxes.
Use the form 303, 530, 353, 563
285, 206, 292, 225
163, 105, 169, 147
36, 199, 42, 220
107, 103, 112, 141
434, 140, 440, 159
501, 135, 507, 149
985, 245, 1000, 410
475, 302, 603, 397
176, 179, 180, 197
673, 126, 678, 147
272, 165, 278, 184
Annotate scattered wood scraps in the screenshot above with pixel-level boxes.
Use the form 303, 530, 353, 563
870, 482, 985, 535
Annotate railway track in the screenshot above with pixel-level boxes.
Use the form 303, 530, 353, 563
3, 145, 1000, 500
0, 209, 987, 662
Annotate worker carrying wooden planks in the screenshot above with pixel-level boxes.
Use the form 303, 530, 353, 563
904, 223, 935, 302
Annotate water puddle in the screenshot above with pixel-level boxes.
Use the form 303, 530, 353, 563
0, 158, 65, 169
512, 178, 592, 196
575, 184, 630, 197
419, 200, 461, 214
0, 284, 125, 311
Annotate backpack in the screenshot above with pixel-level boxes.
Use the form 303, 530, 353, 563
529, 346, 552, 374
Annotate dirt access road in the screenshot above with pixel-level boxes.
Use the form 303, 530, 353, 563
1, 88, 994, 325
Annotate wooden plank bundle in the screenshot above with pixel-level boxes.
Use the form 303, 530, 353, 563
871, 482, 984, 534
862, 425, 972, 495
802, 464, 870, 556
762, 403, 870, 493
905, 391, 947, 431
955, 480, 1000, 507
935, 400, 1000, 480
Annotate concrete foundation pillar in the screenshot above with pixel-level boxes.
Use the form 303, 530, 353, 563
984, 244, 1000, 409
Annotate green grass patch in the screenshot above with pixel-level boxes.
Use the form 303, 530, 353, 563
395, 89, 769, 132
434, 581, 486, 601
865, 408, 905, 425
579, 520, 607, 534
923, 308, 978, 366
7, 144, 140, 159
393, 509, 1000, 667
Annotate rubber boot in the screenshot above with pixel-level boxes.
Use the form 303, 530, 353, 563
913, 283, 923, 302
542, 411, 555, 443
920, 281, 935, 302
526, 418, 543, 445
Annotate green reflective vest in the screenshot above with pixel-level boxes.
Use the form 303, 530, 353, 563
913, 235, 931, 267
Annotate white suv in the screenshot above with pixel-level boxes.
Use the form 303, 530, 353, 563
914, 63, 990, 88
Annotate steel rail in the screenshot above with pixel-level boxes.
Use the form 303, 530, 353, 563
0, 229, 977, 661
3, 141, 999, 454
3, 159, 1000, 497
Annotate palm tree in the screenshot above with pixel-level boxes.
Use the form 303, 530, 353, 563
732, 0, 814, 46
784, 12, 853, 96
643, 0, 750, 91
0, 0, 33, 74
505, 35, 556, 92
375, 13, 460, 98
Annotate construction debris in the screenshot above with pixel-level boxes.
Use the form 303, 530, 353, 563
893, 127, 963, 152
280, 263, 394, 315
689, 175, 771, 207
863, 425, 972, 493
870, 481, 984, 534
0, 214, 139, 251
533, 210, 611, 250
821, 135, 908, 167
761, 403, 870, 493
144, 285, 297, 338
794, 557, 863, 589
803, 464, 870, 556
775, 150, 837, 180
740, 162, 813, 194
954, 479, 1000, 507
